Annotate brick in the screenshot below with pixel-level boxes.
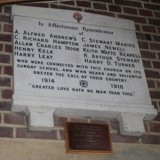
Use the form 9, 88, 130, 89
140, 50, 156, 59
109, 119, 119, 131
109, 5, 122, 12
150, 91, 160, 99
60, 0, 75, 5
142, 60, 152, 68
138, 41, 149, 49
152, 101, 159, 110
143, 121, 148, 132
147, 80, 155, 88
0, 127, 13, 138
158, 102, 160, 111
156, 81, 160, 88
3, 24, 12, 33
4, 6, 11, 14
118, 14, 147, 24
150, 43, 160, 50
53, 115, 67, 127
0, 55, 10, 64
49, 4, 60, 9
77, 1, 91, 8
0, 101, 11, 111
135, 25, 141, 31
154, 112, 160, 121
21, 3, 49, 8
4, 66, 13, 76
0, 15, 11, 23
136, 33, 152, 41
153, 61, 160, 69
140, 0, 150, 2
145, 34, 152, 41
0, 44, 3, 51
157, 27, 160, 33
123, 7, 138, 15
144, 3, 160, 11
84, 9, 115, 17
139, 9, 153, 17
148, 18, 160, 26
112, 133, 140, 143
5, 44, 12, 53
115, 0, 142, 8
152, 35, 160, 42
0, 66, 2, 74
141, 135, 160, 144
153, 11, 160, 18
51, 4, 82, 11
148, 123, 160, 132
16, 128, 57, 139
151, 0, 160, 3
59, 129, 64, 140
145, 70, 160, 79
91, 0, 112, 3
2, 89, 12, 99
142, 25, 156, 33
157, 53, 160, 59
0, 77, 11, 87
0, 34, 11, 42
93, 3, 107, 10
4, 113, 25, 125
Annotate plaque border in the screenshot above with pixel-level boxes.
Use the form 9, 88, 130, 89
64, 122, 112, 155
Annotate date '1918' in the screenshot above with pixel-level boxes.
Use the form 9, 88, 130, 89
111, 84, 124, 89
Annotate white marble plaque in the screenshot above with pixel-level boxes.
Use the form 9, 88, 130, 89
12, 5, 157, 135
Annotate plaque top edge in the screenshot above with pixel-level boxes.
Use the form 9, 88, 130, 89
11, 5, 135, 30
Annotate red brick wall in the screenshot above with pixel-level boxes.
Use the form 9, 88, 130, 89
0, 0, 160, 144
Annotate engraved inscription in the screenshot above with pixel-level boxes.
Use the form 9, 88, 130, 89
13, 16, 148, 104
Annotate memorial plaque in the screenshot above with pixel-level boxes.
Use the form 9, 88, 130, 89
65, 122, 112, 154
12, 5, 157, 135
12, 10, 150, 104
